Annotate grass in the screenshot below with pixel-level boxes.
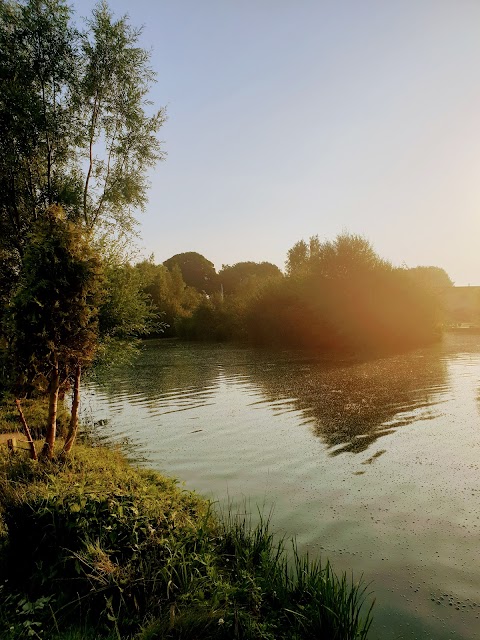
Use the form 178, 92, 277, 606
0, 441, 374, 639
0, 394, 70, 438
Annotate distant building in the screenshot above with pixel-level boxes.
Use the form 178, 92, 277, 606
442, 286, 480, 325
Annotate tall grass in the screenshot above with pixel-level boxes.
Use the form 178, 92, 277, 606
0, 444, 373, 639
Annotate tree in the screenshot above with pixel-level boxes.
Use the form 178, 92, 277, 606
0, 0, 78, 325
218, 261, 282, 295
406, 266, 453, 290
163, 252, 218, 294
135, 259, 201, 336
99, 262, 155, 341
0, 1, 165, 446
79, 1, 165, 233
286, 233, 387, 280
0, 0, 165, 329
9, 206, 103, 458
251, 232, 441, 351
285, 239, 309, 277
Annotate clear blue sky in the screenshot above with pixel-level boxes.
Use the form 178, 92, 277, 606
74, 0, 480, 284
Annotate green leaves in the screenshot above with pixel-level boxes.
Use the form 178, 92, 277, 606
79, 1, 165, 232
9, 206, 103, 395
0, 0, 165, 343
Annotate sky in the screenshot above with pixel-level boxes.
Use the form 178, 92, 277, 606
73, 0, 480, 285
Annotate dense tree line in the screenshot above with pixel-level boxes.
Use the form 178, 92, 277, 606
247, 234, 444, 351
136, 236, 447, 352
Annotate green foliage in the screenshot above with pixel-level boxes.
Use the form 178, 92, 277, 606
285, 236, 321, 277
0, 0, 78, 332
0, 588, 54, 639
286, 233, 387, 281
245, 278, 316, 348
0, 0, 164, 242
175, 263, 282, 343
139, 514, 373, 640
99, 262, 156, 340
147, 234, 443, 352
0, 0, 165, 354
0, 394, 69, 439
0, 0, 78, 224
135, 259, 201, 337
8, 206, 103, 394
0, 444, 373, 640
218, 261, 282, 295
176, 293, 250, 342
249, 233, 442, 352
163, 252, 218, 295
79, 1, 165, 233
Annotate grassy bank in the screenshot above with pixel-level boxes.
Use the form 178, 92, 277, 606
0, 442, 373, 639
0, 395, 70, 439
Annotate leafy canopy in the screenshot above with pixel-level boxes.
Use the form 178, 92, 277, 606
10, 205, 103, 393
407, 266, 453, 290
218, 261, 282, 295
0, 0, 165, 366
0, 0, 165, 259
163, 252, 218, 294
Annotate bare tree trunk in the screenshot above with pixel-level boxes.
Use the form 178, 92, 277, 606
62, 364, 81, 456
15, 399, 37, 461
41, 360, 60, 460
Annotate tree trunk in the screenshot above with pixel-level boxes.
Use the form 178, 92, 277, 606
15, 398, 37, 461
41, 360, 60, 459
62, 364, 81, 456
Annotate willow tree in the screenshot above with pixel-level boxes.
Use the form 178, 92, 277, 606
10, 206, 103, 459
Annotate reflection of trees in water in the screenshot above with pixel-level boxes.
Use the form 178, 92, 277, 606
92, 339, 450, 456
221, 345, 448, 455
90, 340, 222, 407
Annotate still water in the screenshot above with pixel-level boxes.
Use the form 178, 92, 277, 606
82, 334, 480, 640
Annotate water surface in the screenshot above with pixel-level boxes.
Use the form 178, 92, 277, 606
82, 334, 480, 639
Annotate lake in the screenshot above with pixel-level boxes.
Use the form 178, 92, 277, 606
82, 333, 480, 640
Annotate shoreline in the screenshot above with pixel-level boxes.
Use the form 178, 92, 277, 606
0, 426, 374, 639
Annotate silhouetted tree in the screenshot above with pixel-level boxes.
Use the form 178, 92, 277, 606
285, 237, 321, 277
136, 259, 201, 336
218, 261, 282, 294
407, 266, 453, 290
163, 252, 218, 294
251, 233, 441, 352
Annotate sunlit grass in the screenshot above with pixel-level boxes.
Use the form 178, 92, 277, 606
0, 393, 70, 438
0, 443, 373, 639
